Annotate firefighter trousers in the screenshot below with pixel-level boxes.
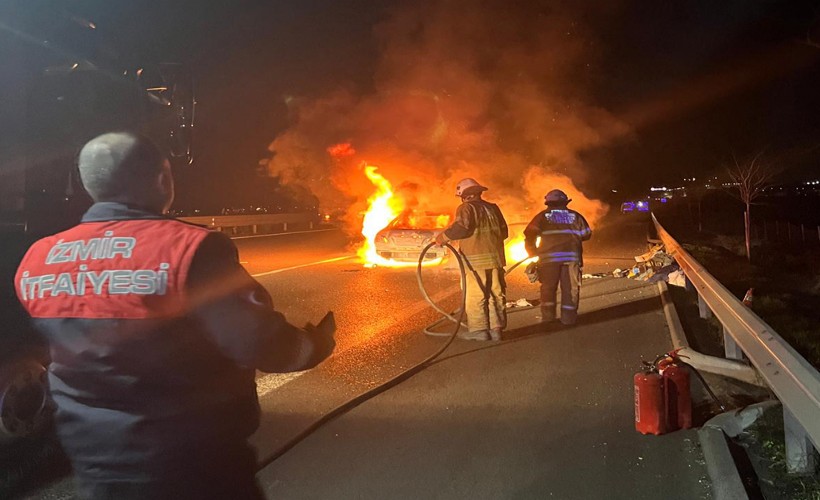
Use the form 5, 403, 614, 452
464, 267, 507, 332
538, 262, 581, 325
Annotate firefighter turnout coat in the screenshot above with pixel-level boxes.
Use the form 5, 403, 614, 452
443, 199, 508, 269
523, 207, 592, 264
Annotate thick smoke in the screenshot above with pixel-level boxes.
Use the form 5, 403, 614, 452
264, 0, 627, 229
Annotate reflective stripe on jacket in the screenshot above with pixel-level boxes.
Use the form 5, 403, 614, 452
443, 199, 508, 269
13, 202, 304, 482
524, 208, 591, 265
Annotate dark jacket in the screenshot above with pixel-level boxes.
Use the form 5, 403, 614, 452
443, 199, 508, 269
524, 207, 592, 265
15, 202, 331, 482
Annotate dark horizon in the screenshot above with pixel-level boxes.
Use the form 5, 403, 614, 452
65, 0, 820, 209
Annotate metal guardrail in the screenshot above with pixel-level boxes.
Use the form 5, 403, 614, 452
653, 214, 820, 473
179, 213, 317, 234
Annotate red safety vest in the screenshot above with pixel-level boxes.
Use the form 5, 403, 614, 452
16, 219, 210, 320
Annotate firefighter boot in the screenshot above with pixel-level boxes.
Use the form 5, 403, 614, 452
489, 328, 503, 341
540, 305, 556, 325
458, 330, 490, 341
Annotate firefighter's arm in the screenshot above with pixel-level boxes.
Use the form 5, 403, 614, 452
497, 206, 509, 240
577, 213, 592, 241
442, 203, 475, 241
523, 213, 542, 257
186, 232, 335, 373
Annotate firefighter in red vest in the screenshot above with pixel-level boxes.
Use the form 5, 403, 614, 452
15, 132, 335, 500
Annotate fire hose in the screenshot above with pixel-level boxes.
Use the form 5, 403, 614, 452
257, 243, 535, 471
256, 242, 469, 471
418, 243, 537, 337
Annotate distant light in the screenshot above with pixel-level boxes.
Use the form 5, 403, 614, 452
88, 21, 97, 29
71, 62, 79, 70
660, 198, 667, 203
611, 189, 618, 193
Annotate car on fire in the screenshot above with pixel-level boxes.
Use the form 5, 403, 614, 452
375, 212, 451, 262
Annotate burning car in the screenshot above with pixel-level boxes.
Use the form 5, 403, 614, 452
374, 211, 451, 262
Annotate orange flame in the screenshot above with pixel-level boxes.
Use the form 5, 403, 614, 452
358, 164, 449, 268
505, 234, 531, 264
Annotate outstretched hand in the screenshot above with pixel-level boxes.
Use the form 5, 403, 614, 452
304, 312, 336, 362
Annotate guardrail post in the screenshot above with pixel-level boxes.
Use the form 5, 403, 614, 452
252, 224, 257, 235
784, 406, 815, 474
722, 325, 743, 360
697, 292, 712, 319
283, 222, 288, 232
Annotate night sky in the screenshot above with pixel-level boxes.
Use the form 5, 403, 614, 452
62, 1, 820, 206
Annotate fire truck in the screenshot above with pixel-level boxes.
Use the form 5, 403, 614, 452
0, 0, 195, 447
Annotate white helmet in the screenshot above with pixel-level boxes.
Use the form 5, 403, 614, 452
455, 178, 488, 197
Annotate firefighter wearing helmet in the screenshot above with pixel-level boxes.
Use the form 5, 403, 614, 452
523, 189, 592, 325
436, 178, 509, 340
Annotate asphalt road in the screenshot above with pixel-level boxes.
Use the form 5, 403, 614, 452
244, 213, 711, 499
24, 213, 712, 499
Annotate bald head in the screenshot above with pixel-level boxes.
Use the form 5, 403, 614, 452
78, 132, 174, 213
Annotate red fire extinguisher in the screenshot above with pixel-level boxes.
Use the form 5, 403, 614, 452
634, 370, 666, 435
634, 350, 692, 435
660, 360, 692, 431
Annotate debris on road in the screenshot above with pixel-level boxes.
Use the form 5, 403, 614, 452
505, 298, 533, 308
582, 272, 609, 279
609, 243, 687, 286
667, 270, 686, 287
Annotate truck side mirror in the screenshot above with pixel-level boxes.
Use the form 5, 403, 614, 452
157, 63, 196, 165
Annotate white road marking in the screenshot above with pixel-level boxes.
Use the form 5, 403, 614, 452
231, 228, 337, 240
255, 285, 460, 398
251, 256, 355, 277
256, 372, 305, 397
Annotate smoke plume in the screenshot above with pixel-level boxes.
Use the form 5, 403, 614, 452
264, 0, 627, 229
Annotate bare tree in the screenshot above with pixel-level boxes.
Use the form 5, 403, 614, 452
686, 182, 709, 233
726, 152, 779, 262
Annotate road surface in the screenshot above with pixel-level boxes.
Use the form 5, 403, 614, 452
22, 214, 712, 499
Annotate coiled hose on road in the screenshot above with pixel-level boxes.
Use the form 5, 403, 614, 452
257, 243, 537, 471
256, 242, 470, 471
418, 243, 536, 336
